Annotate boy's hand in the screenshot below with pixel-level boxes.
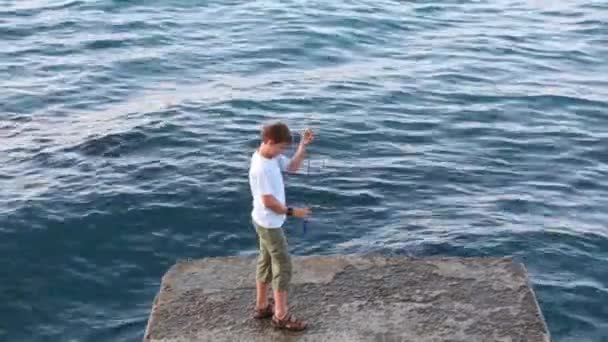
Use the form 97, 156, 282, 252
293, 207, 311, 218
300, 129, 314, 146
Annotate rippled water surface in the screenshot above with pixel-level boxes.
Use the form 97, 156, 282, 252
2, 0, 608, 341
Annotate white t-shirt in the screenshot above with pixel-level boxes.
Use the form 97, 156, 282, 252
249, 150, 291, 228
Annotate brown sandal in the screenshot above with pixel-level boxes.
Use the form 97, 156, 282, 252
253, 301, 274, 319
271, 313, 308, 331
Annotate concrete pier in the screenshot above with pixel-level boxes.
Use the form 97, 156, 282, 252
144, 255, 550, 342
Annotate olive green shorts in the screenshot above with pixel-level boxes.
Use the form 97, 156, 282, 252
253, 220, 292, 292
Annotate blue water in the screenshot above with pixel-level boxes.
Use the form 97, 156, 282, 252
2, 0, 608, 341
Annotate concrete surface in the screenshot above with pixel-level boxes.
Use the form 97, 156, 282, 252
144, 255, 550, 342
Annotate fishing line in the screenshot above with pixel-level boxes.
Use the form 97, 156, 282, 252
302, 157, 310, 234
298, 117, 325, 235
301, 128, 315, 235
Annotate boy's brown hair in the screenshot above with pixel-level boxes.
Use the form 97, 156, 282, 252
261, 122, 292, 144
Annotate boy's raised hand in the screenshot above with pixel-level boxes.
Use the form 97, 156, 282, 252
300, 128, 314, 146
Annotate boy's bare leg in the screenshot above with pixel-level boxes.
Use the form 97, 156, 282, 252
256, 281, 270, 309
273, 289, 288, 319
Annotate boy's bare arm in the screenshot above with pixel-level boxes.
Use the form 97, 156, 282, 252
262, 194, 287, 214
287, 129, 314, 173
287, 145, 306, 173
262, 194, 310, 218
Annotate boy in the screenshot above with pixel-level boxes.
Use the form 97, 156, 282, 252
248, 121, 314, 331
